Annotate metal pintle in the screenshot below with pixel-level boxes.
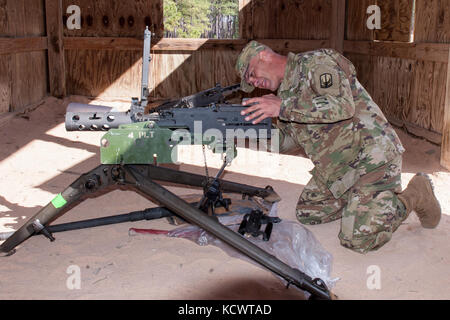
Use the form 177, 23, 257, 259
141, 26, 152, 107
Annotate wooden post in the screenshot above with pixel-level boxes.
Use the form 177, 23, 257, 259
330, 0, 346, 53
441, 49, 450, 170
45, 0, 66, 98
239, 0, 253, 40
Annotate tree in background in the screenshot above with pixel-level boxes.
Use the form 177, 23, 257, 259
207, 0, 239, 38
163, 0, 182, 37
164, 0, 239, 38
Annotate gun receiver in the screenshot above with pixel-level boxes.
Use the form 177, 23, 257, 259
65, 83, 272, 165
65, 83, 248, 132
153, 83, 241, 111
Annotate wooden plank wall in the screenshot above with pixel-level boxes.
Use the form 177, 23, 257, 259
0, 0, 48, 114
63, 0, 163, 99
344, 0, 449, 143
346, 0, 414, 42
250, 0, 331, 40
63, 0, 334, 100
415, 0, 450, 43
2, 0, 449, 167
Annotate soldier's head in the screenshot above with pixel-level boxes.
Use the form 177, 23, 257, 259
236, 41, 287, 93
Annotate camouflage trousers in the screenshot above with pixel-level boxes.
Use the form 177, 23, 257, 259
296, 156, 407, 254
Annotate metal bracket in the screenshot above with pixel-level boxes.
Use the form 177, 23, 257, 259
32, 219, 55, 242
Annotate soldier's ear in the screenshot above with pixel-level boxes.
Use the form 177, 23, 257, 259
259, 50, 269, 61
259, 49, 275, 63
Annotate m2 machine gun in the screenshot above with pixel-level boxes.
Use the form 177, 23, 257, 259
0, 28, 332, 300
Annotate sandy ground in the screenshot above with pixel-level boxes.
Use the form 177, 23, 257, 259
0, 96, 449, 300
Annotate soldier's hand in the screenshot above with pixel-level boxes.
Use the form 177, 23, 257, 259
241, 94, 281, 124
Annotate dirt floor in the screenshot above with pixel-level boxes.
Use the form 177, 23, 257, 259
0, 96, 449, 300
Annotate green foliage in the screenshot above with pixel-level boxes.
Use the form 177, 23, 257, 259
210, 0, 238, 17
163, 0, 239, 38
163, 0, 182, 34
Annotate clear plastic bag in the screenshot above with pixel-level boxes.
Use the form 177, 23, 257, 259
167, 202, 338, 293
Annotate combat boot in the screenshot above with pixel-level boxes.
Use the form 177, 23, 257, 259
398, 173, 441, 228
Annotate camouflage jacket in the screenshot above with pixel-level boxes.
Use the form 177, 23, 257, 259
278, 49, 405, 199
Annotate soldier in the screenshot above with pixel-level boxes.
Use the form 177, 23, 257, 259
236, 41, 441, 254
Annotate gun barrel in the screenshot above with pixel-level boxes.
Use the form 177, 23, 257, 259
65, 103, 132, 131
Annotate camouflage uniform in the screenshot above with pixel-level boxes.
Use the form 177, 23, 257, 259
237, 42, 408, 254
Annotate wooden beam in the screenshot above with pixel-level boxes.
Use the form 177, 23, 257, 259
0, 37, 47, 54
45, 0, 66, 98
344, 40, 450, 63
64, 37, 145, 51
257, 39, 330, 53
64, 37, 248, 51
64, 37, 329, 52
388, 116, 442, 146
330, 0, 346, 53
152, 38, 246, 51
441, 49, 450, 169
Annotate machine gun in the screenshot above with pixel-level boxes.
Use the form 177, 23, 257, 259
0, 28, 332, 300
65, 82, 270, 165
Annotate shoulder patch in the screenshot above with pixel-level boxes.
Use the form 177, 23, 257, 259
311, 64, 340, 96
320, 73, 333, 89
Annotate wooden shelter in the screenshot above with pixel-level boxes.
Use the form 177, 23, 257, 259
0, 2, 447, 145
1, 1, 449, 169
0, 0, 450, 301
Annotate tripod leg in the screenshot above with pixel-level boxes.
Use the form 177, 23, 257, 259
124, 165, 331, 300
0, 165, 117, 255
142, 164, 281, 202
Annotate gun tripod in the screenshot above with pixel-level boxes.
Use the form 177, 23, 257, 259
0, 163, 331, 300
